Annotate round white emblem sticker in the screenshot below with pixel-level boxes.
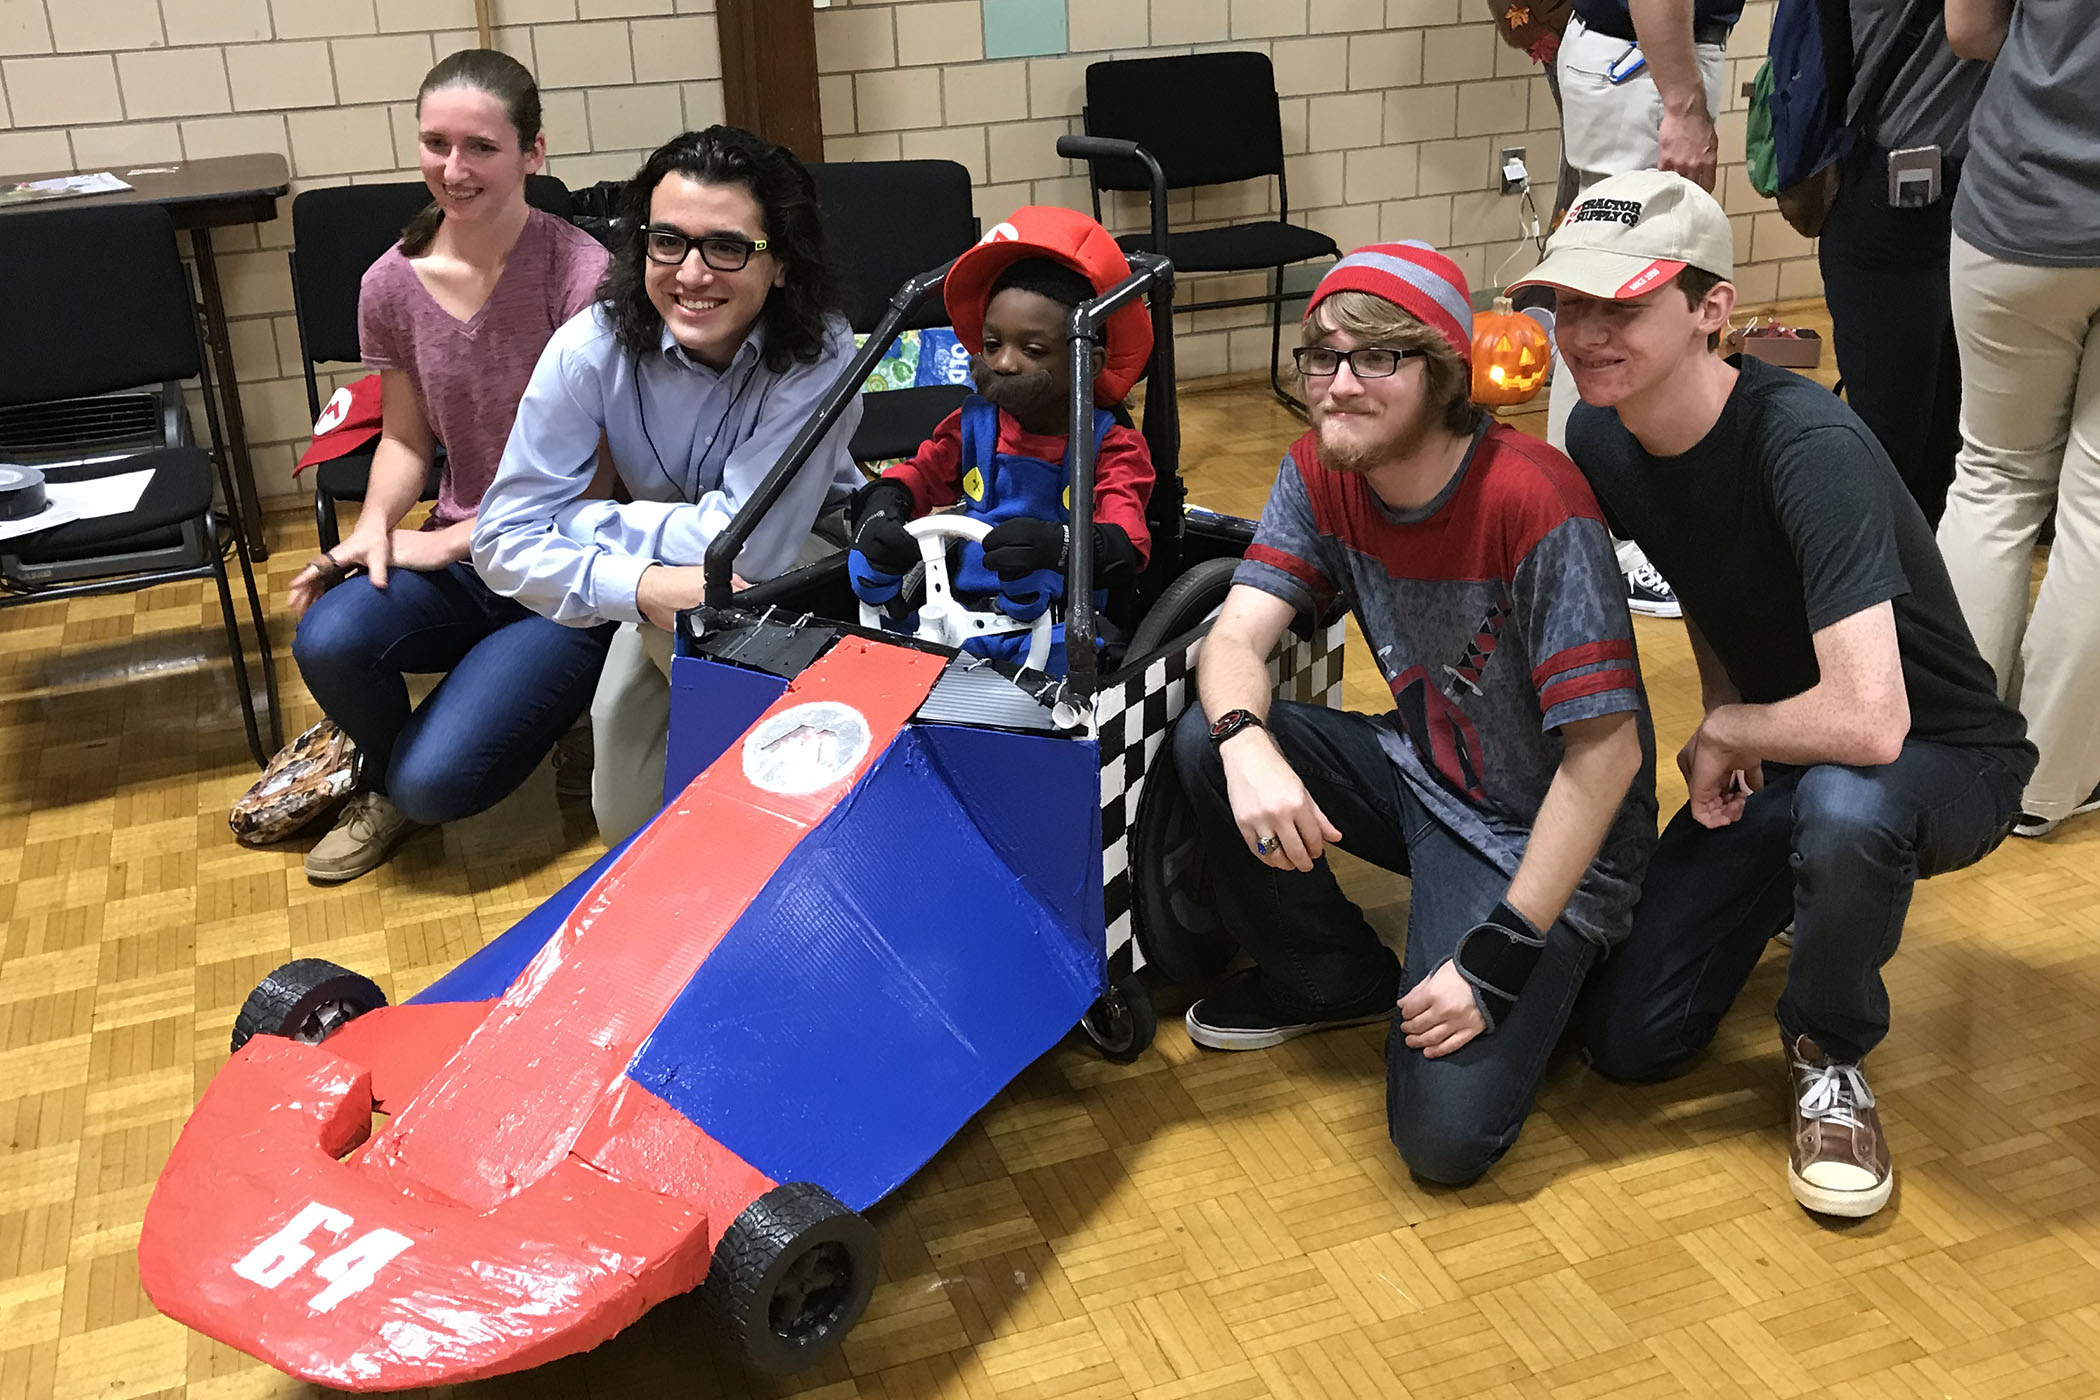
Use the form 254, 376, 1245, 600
741, 702, 873, 796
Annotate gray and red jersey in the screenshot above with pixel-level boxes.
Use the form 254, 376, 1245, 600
1235, 422, 1657, 944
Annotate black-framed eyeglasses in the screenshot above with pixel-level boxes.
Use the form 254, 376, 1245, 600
643, 226, 770, 271
1291, 345, 1426, 379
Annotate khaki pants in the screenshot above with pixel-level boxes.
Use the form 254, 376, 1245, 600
1546, 14, 1730, 456
590, 621, 677, 847
1937, 235, 2100, 820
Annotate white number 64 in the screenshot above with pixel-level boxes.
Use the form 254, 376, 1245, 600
232, 1201, 413, 1314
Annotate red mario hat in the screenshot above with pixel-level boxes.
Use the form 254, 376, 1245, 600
293, 375, 383, 474
944, 206, 1155, 405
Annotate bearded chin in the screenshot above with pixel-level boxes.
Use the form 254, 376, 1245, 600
1315, 403, 1432, 473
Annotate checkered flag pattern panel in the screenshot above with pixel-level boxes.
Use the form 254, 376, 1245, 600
1096, 616, 1348, 972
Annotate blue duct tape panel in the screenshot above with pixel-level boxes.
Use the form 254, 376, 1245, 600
667, 653, 790, 801
625, 722, 1104, 1212
407, 833, 640, 1006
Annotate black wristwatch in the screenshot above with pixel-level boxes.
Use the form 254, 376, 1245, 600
1208, 708, 1265, 746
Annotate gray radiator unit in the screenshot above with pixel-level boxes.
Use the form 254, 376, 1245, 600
0, 382, 212, 585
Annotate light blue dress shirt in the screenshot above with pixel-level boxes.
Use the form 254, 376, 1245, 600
472, 304, 864, 626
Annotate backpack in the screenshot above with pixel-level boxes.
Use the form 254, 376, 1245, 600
1746, 0, 1933, 238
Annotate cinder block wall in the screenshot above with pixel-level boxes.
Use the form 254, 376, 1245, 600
0, 0, 1812, 501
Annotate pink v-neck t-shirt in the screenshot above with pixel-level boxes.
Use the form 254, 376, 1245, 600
358, 207, 608, 529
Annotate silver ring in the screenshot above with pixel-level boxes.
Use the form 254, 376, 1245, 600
1255, 835, 1281, 855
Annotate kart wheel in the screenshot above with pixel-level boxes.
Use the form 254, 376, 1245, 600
229, 958, 387, 1054
1131, 751, 1238, 988
1125, 556, 1239, 660
705, 1182, 879, 1374
1080, 971, 1157, 1063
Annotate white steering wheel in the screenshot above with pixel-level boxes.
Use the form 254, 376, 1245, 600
858, 514, 1055, 673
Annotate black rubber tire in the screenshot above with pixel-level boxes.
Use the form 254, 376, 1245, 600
703, 1182, 880, 1374
1125, 555, 1240, 661
1079, 971, 1158, 1063
1130, 748, 1239, 989
229, 958, 388, 1054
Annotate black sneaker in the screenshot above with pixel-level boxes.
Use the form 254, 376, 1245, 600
1625, 558, 1683, 619
1185, 967, 1393, 1051
2012, 781, 2100, 839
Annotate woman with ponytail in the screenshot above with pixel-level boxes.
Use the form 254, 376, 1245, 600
287, 50, 614, 883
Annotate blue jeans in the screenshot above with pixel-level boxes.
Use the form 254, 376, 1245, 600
1172, 702, 1603, 1186
1579, 740, 2029, 1076
293, 562, 615, 825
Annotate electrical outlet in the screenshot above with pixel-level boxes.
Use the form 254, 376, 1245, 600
1499, 146, 1529, 196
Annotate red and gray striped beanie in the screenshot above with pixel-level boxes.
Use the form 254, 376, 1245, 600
1303, 241, 1474, 365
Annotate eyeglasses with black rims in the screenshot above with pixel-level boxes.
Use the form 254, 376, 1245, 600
1291, 345, 1426, 380
643, 226, 771, 271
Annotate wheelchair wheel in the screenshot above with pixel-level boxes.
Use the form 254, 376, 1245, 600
1131, 753, 1238, 988
1125, 556, 1238, 660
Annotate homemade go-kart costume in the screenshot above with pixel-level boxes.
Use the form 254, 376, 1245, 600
847, 207, 1156, 675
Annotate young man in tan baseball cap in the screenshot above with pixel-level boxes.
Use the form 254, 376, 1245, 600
1515, 169, 2035, 1220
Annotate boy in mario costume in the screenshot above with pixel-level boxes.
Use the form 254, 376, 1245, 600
847, 206, 1155, 674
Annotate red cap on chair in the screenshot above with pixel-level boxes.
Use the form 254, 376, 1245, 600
294, 375, 383, 474
943, 206, 1155, 405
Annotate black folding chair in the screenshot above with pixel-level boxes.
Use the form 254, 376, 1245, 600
806, 159, 980, 468
1076, 51, 1340, 412
291, 175, 573, 548
0, 204, 283, 768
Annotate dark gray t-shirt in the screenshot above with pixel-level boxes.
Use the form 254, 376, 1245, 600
1846, 0, 1991, 160
1953, 1, 2100, 267
1567, 357, 2032, 764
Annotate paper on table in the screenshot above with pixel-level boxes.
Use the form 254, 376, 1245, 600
44, 469, 154, 519
0, 171, 132, 206
0, 505, 80, 543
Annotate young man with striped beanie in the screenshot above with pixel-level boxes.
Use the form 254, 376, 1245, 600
1169, 242, 1657, 1186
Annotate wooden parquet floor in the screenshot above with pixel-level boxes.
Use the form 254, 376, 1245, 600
7, 306, 2100, 1399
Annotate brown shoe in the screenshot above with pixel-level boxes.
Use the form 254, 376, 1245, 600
304, 792, 419, 883
1784, 1032, 1892, 1218
552, 720, 594, 800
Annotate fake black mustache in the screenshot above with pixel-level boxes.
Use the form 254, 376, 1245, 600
973, 359, 1056, 411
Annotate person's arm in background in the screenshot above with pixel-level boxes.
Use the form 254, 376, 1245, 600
1630, 0, 1719, 189
1944, 0, 2011, 59
289, 370, 447, 617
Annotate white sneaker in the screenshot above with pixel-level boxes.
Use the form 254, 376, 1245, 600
2012, 781, 2100, 838
1625, 559, 1683, 619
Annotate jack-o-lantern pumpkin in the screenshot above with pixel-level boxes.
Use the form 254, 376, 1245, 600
1470, 296, 1552, 406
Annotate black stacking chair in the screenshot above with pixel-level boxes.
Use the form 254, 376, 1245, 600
291, 175, 573, 548
806, 159, 980, 468
0, 204, 283, 767
1075, 51, 1340, 412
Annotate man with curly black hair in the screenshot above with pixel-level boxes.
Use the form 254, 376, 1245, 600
474, 126, 863, 845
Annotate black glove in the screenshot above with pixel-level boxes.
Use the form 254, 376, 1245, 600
1451, 900, 1547, 1035
981, 517, 1066, 580
1093, 522, 1140, 588
849, 479, 919, 575
981, 519, 1143, 585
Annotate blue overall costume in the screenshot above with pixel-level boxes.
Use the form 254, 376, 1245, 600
853, 395, 1113, 675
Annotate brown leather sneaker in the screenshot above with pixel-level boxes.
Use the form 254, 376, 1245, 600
1784, 1032, 1892, 1218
